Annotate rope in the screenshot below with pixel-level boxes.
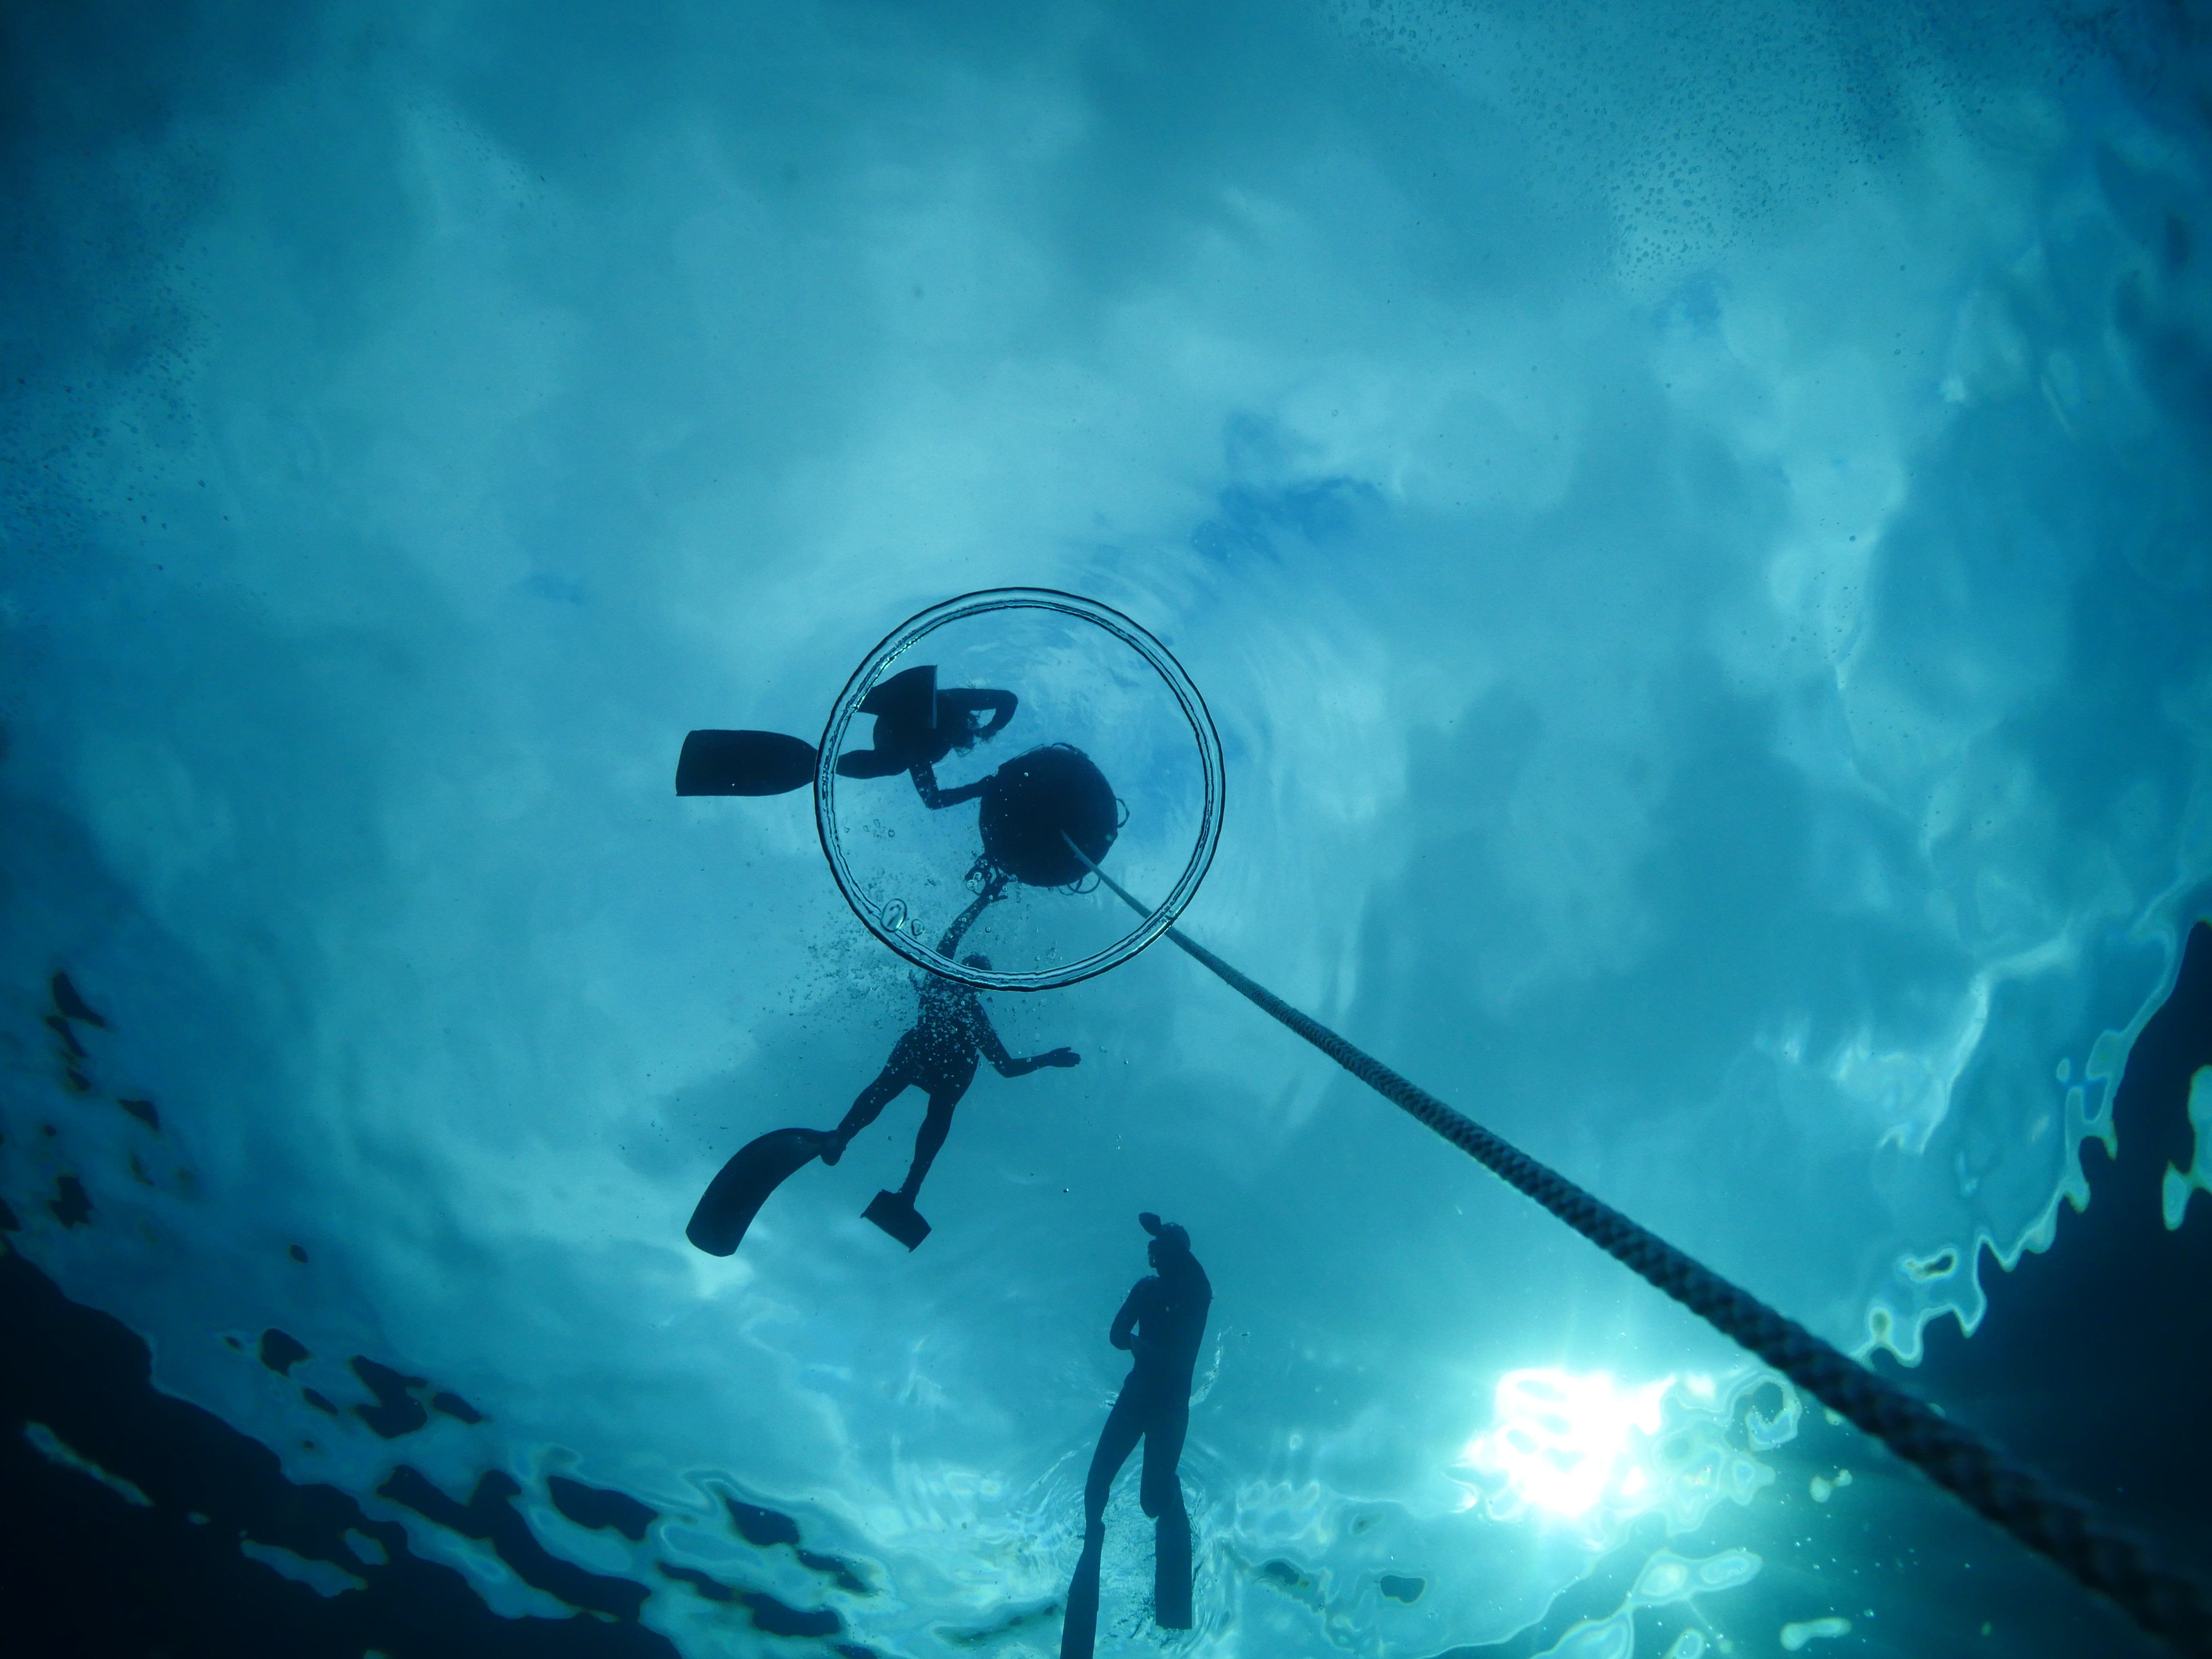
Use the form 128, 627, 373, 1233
1072, 843, 2212, 1655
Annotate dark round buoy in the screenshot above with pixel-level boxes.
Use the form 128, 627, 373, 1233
978, 744, 1118, 887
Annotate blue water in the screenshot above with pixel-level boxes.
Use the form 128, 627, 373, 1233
4, 3, 2211, 1656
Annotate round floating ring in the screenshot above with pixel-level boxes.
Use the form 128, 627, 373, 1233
816, 588, 1224, 991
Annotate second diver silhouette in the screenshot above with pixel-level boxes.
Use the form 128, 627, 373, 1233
833, 662, 1017, 807
685, 887, 1079, 1256
676, 659, 1120, 888
1061, 1213, 1212, 1659
673, 661, 1015, 800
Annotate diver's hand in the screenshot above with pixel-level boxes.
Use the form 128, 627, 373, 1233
1000, 1048, 1078, 1078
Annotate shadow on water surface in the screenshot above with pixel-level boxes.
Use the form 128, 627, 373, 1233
0, 1244, 680, 1659
1, 975, 870, 1659
0, 1234, 877, 1656
1879, 919, 2212, 1569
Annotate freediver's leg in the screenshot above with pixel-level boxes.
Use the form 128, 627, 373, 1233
1140, 1402, 1194, 1628
833, 748, 910, 779
1087, 1388, 1146, 1527
826, 1066, 911, 1166
1063, 1389, 1145, 1659
894, 1083, 968, 1201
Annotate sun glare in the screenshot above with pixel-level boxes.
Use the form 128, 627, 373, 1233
1462, 1369, 1678, 1520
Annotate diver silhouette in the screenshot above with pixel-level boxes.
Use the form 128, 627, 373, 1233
680, 659, 1118, 890
1061, 1213, 1212, 1659
821, 949, 1078, 1246
684, 892, 1078, 1257
834, 663, 1018, 808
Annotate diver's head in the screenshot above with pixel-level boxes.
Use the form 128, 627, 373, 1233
1139, 1210, 1191, 1269
952, 704, 994, 751
962, 953, 992, 973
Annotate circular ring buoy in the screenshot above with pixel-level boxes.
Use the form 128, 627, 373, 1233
816, 588, 1224, 991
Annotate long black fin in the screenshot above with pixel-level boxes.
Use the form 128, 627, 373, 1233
675, 731, 818, 796
686, 1128, 834, 1254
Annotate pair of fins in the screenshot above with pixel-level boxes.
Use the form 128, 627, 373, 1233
685, 1127, 931, 1255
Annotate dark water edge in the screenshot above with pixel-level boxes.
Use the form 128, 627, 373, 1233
3, 926, 2205, 1658
0, 1236, 880, 1658
0, 1242, 681, 1659
1878, 918, 2212, 1573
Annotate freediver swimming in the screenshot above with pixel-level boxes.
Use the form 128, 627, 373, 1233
832, 662, 1018, 808
821, 952, 1078, 1245
675, 658, 1119, 891
1061, 1212, 1211, 1659
827, 665, 1122, 885
685, 891, 1080, 1256
671, 662, 1013, 799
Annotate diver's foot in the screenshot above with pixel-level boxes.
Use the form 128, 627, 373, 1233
863, 1188, 932, 1250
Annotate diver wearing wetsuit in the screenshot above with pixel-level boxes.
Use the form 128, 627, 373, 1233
1062, 1214, 1212, 1659
822, 954, 1077, 1203
834, 663, 1017, 809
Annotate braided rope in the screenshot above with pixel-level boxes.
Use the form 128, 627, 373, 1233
1072, 845, 2212, 1652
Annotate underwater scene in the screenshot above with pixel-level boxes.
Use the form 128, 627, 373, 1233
5, 2, 2212, 1656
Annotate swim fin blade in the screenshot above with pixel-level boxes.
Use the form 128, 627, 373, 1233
675, 730, 818, 796
686, 1127, 835, 1255
862, 1190, 931, 1250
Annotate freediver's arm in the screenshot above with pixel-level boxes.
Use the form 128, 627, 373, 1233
975, 1004, 1080, 1077
932, 870, 1011, 958
910, 762, 992, 811
937, 687, 1017, 745
1109, 1280, 1152, 1352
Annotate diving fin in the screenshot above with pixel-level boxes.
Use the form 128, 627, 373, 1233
675, 730, 818, 797
686, 1127, 836, 1255
862, 1190, 932, 1250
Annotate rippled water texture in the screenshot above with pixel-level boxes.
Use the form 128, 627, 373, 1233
4, 2, 2210, 1656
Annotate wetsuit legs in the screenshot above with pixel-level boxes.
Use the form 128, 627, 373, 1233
1140, 1404, 1193, 1627
1059, 1525, 1104, 1659
1063, 1390, 1145, 1659
896, 1086, 966, 1202
828, 1067, 909, 1165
